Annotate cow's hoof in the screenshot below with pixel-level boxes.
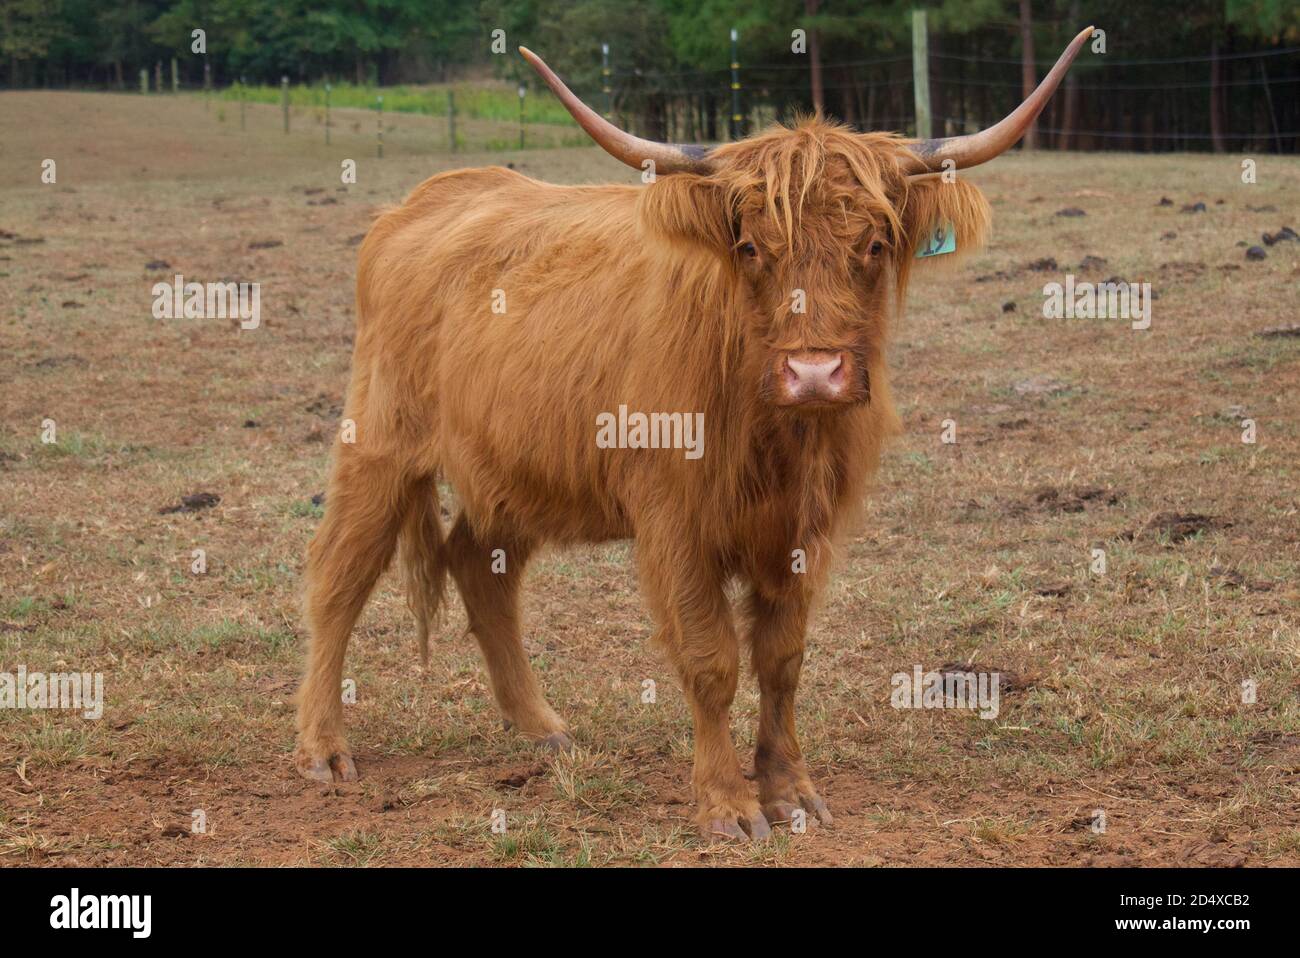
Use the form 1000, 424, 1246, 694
296, 749, 357, 783
763, 792, 832, 827
538, 731, 575, 753
703, 810, 772, 843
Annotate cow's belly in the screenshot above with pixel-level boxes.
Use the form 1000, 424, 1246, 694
437, 357, 634, 544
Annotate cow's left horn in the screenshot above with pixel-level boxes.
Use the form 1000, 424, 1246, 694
903, 25, 1094, 176
519, 47, 714, 175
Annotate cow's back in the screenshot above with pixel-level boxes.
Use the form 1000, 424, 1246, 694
353, 167, 669, 543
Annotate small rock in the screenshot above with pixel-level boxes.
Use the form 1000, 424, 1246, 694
1001, 301, 1016, 313
1255, 323, 1300, 339
1013, 375, 1070, 397
1245, 246, 1266, 261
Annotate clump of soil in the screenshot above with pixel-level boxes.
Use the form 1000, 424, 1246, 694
1123, 512, 1228, 543
159, 491, 221, 514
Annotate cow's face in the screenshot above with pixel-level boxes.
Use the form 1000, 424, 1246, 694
639, 128, 990, 415
727, 151, 895, 411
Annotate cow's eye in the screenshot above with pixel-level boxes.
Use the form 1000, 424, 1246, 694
868, 240, 884, 257
739, 241, 758, 259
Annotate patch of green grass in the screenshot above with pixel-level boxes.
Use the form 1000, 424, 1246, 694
3, 596, 46, 619
322, 830, 386, 866
218, 81, 578, 127
289, 499, 325, 519
489, 817, 578, 864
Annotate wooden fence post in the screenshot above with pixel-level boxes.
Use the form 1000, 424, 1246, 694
448, 89, 457, 152
912, 10, 931, 140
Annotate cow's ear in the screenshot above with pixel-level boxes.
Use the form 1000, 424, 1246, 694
637, 174, 735, 258
895, 178, 992, 285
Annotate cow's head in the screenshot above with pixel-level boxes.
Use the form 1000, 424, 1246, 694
522, 27, 1091, 411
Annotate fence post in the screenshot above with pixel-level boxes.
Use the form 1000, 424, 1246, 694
448, 89, 457, 152
154, 61, 162, 95
281, 76, 289, 133
325, 83, 331, 145
911, 9, 931, 140
139, 68, 148, 94
518, 83, 526, 150
204, 61, 211, 110
377, 94, 384, 158
729, 28, 741, 140
239, 77, 246, 130
171, 57, 179, 93
601, 43, 612, 119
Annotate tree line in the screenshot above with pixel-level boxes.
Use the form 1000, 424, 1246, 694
2, 0, 1296, 152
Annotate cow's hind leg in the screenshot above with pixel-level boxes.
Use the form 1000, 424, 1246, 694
748, 590, 832, 826
296, 450, 418, 782
446, 514, 570, 748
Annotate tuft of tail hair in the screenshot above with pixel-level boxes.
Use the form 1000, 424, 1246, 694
398, 482, 450, 666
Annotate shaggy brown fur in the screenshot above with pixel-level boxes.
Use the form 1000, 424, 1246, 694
295, 117, 992, 839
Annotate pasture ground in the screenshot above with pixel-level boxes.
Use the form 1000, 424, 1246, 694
1, 91, 1298, 867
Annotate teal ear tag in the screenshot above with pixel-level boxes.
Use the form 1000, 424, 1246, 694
915, 221, 956, 258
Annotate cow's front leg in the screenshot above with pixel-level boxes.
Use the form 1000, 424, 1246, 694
640, 552, 771, 841
748, 590, 833, 827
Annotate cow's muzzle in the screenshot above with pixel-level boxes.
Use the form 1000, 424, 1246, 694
775, 349, 854, 407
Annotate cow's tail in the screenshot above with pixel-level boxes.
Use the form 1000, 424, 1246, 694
399, 480, 450, 667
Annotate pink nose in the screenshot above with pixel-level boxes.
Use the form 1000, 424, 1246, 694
784, 351, 846, 401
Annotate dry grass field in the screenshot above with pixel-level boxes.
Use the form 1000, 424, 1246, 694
1, 90, 1297, 867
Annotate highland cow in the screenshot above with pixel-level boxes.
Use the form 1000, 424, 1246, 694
295, 27, 1094, 839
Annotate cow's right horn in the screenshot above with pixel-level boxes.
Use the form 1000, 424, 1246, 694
519, 47, 715, 175
902, 25, 1094, 176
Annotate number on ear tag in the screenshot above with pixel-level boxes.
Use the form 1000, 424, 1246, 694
915, 221, 956, 259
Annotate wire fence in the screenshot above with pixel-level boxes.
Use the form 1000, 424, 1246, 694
145, 40, 1298, 155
